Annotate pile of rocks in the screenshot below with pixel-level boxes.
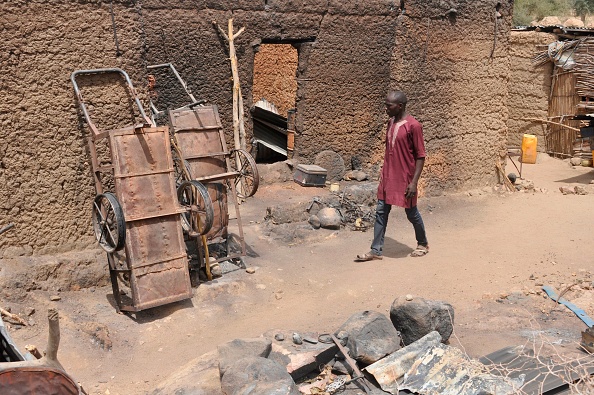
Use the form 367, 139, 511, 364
151, 296, 457, 395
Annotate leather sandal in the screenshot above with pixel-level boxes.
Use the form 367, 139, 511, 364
355, 252, 383, 262
410, 245, 429, 257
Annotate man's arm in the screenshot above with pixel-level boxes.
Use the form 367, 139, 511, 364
405, 158, 425, 199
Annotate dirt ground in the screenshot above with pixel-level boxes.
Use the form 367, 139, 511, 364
5, 155, 594, 394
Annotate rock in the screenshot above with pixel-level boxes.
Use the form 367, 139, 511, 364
292, 333, 303, 345
343, 182, 378, 207
257, 161, 296, 184
152, 350, 222, 395
221, 356, 300, 395
315, 150, 345, 181
275, 333, 285, 341
343, 170, 356, 181
405, 294, 413, 301
303, 337, 318, 344
268, 331, 338, 379
266, 202, 311, 224
316, 207, 341, 230
50, 295, 61, 301
246, 267, 256, 274
565, 17, 585, 27
218, 338, 272, 378
559, 186, 575, 195
570, 157, 582, 166
575, 185, 588, 195
353, 170, 368, 181
331, 359, 351, 375
351, 156, 362, 171
390, 296, 454, 345
308, 215, 321, 229
336, 310, 402, 365
81, 322, 112, 350
344, 170, 368, 181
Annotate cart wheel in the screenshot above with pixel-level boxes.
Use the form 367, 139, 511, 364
229, 149, 259, 198
92, 193, 126, 253
173, 156, 192, 189
178, 180, 214, 236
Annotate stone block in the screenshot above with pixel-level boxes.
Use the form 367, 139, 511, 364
218, 337, 272, 378
221, 356, 300, 395
336, 310, 401, 365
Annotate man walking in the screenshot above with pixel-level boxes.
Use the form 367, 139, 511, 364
356, 91, 429, 261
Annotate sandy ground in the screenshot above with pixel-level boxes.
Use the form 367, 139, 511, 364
6, 154, 594, 394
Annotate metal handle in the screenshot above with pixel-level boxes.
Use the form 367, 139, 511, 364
71, 68, 154, 138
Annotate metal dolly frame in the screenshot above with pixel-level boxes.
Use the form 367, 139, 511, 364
71, 68, 213, 312
147, 63, 259, 266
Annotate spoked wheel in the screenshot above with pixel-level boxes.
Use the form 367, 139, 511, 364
177, 180, 214, 236
229, 149, 259, 198
173, 155, 192, 189
92, 193, 126, 253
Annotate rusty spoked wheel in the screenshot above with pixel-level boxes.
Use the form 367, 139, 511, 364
92, 193, 126, 253
173, 154, 192, 189
229, 149, 259, 198
177, 180, 214, 237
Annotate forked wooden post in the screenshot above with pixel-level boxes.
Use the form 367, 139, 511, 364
213, 18, 246, 151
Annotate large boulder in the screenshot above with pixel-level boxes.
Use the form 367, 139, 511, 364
316, 207, 341, 229
221, 356, 300, 395
218, 338, 272, 378
336, 310, 401, 365
315, 150, 345, 181
390, 296, 454, 345
151, 350, 223, 395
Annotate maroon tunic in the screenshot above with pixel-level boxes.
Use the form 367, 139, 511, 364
377, 115, 426, 208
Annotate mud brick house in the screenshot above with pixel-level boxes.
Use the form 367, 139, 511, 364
0, 0, 513, 254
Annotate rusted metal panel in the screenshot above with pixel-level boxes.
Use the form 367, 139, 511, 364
171, 108, 227, 178
0, 367, 80, 395
109, 125, 191, 311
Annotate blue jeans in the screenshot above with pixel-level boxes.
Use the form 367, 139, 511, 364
370, 200, 428, 256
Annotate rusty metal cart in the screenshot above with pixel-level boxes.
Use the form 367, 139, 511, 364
71, 68, 214, 312
147, 63, 259, 269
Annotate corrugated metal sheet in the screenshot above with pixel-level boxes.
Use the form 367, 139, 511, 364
365, 332, 522, 395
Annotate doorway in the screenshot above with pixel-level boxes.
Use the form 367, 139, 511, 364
251, 44, 298, 163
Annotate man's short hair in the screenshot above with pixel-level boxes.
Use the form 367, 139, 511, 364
387, 90, 407, 104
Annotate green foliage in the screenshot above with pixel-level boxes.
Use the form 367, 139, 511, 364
512, 0, 572, 25
574, 0, 594, 19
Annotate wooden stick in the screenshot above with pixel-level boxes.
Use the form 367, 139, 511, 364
25, 344, 43, 359
522, 117, 580, 132
0, 307, 27, 326
496, 162, 515, 192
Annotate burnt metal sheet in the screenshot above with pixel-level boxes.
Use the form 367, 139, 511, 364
0, 316, 25, 363
365, 332, 522, 395
481, 345, 594, 395
251, 106, 288, 157
110, 125, 192, 311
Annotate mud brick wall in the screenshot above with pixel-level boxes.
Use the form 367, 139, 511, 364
507, 31, 555, 152
391, 0, 515, 195
0, 0, 145, 255
252, 44, 298, 117
0, 0, 515, 254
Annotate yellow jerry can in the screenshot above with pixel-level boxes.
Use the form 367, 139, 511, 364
521, 134, 537, 164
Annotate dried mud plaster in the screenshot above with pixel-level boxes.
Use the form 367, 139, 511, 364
0, 0, 513, 253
